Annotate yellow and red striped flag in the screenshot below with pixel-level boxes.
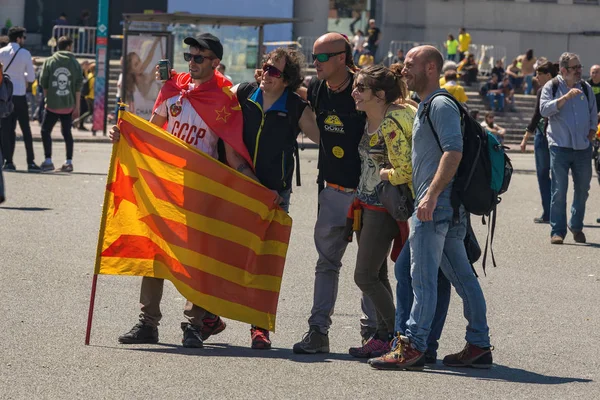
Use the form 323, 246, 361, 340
94, 111, 292, 331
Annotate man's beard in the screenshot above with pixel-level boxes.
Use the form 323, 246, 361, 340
407, 71, 427, 93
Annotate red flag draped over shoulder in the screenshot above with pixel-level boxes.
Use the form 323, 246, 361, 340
152, 72, 252, 167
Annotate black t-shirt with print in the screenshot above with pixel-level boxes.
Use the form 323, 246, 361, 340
588, 79, 600, 108
367, 27, 380, 46
308, 75, 365, 189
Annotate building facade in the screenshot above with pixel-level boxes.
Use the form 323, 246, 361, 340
293, 0, 600, 68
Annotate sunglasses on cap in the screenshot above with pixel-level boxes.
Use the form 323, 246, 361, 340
262, 63, 284, 79
183, 52, 214, 64
312, 51, 345, 63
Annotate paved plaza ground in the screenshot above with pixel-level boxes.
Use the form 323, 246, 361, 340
1, 143, 599, 399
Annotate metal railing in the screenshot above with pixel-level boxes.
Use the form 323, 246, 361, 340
384, 40, 440, 66
50, 25, 97, 57
468, 44, 507, 75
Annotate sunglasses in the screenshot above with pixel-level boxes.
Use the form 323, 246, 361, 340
183, 53, 213, 64
353, 82, 371, 93
312, 51, 345, 63
566, 64, 583, 71
262, 63, 284, 79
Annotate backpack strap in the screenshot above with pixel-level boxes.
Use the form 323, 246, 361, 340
4, 47, 22, 73
312, 79, 326, 195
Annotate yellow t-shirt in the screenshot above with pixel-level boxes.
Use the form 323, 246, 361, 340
458, 33, 471, 53
443, 82, 468, 103
358, 54, 374, 67
446, 39, 459, 55
439, 76, 446, 86
86, 73, 95, 101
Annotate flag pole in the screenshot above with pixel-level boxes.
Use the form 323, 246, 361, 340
85, 274, 99, 345
85, 101, 124, 345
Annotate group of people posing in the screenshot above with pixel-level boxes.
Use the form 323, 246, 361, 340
107, 31, 493, 371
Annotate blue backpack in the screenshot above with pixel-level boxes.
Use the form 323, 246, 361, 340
422, 92, 513, 272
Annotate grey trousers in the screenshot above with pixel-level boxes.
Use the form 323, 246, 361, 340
308, 186, 377, 335
355, 208, 399, 338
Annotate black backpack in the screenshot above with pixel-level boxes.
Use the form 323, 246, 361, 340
422, 92, 513, 273
0, 74, 14, 118
0, 48, 20, 119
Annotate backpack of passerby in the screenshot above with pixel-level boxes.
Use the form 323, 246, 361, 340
423, 92, 513, 271
0, 63, 14, 118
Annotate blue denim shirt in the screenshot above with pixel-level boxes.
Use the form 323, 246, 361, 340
540, 75, 598, 150
413, 89, 463, 202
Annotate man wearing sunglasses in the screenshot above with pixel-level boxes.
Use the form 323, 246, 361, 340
231, 47, 319, 349
540, 52, 598, 245
111, 33, 259, 349
293, 32, 377, 355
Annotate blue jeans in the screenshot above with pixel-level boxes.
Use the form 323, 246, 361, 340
278, 188, 291, 213
549, 145, 592, 237
395, 239, 451, 356
524, 74, 534, 95
534, 133, 551, 220
447, 54, 456, 61
405, 199, 490, 352
487, 93, 504, 111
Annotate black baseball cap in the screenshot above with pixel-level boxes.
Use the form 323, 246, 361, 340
184, 33, 223, 60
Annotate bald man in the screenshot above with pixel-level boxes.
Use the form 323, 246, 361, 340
588, 65, 600, 115
369, 46, 492, 371
293, 33, 377, 354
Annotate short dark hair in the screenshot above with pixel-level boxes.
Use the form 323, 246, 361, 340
57, 36, 73, 51
8, 27, 26, 42
264, 47, 305, 91
444, 70, 457, 82
536, 61, 558, 78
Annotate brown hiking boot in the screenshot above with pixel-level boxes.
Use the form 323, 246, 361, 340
368, 335, 425, 371
550, 235, 564, 245
443, 343, 494, 369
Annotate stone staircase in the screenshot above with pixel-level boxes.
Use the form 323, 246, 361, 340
464, 89, 537, 145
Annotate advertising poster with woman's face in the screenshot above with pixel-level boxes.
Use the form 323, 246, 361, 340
125, 35, 168, 120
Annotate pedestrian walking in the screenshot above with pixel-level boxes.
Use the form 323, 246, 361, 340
38, 36, 82, 173
520, 61, 558, 224
540, 52, 598, 244
0, 26, 39, 172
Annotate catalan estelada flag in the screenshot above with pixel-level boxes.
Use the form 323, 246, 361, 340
94, 110, 292, 331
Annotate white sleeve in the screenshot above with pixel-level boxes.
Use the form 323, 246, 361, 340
154, 100, 168, 117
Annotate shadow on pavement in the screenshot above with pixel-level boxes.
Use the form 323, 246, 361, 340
3, 170, 107, 177
562, 242, 600, 249
511, 169, 536, 176
423, 363, 593, 385
90, 343, 364, 363
0, 206, 52, 211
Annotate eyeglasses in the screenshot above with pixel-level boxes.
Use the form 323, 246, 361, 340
353, 82, 371, 93
262, 63, 284, 79
566, 64, 583, 71
312, 51, 345, 63
183, 53, 213, 64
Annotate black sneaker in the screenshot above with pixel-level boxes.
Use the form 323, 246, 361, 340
40, 160, 55, 173
2, 162, 16, 172
292, 326, 329, 354
181, 322, 204, 348
27, 163, 41, 173
425, 351, 437, 364
118, 321, 158, 344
